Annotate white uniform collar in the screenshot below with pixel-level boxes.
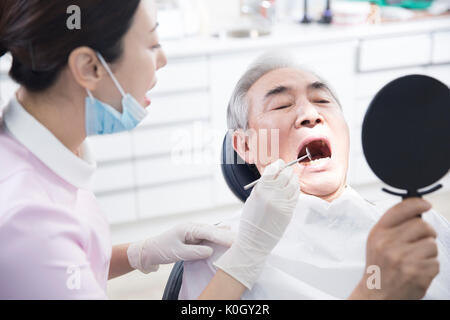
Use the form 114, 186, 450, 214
3, 95, 96, 189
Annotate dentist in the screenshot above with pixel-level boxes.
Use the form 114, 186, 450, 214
0, 0, 299, 299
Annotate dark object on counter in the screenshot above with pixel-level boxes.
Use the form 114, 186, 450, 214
319, 0, 333, 24
362, 74, 450, 199
300, 0, 312, 24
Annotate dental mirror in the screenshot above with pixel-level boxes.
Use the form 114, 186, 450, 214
362, 74, 450, 199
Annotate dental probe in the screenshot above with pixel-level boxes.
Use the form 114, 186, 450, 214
243, 147, 312, 191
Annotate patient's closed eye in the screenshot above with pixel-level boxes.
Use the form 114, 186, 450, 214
274, 105, 291, 110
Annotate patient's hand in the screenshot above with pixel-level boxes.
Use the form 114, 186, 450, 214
350, 198, 439, 300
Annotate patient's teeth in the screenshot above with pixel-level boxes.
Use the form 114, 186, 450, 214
310, 156, 330, 163
299, 156, 330, 166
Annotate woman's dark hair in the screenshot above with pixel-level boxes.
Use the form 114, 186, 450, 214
0, 0, 141, 92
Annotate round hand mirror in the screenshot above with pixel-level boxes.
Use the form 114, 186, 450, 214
362, 74, 450, 199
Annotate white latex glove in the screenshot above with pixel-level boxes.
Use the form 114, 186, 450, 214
127, 223, 234, 274
214, 159, 300, 289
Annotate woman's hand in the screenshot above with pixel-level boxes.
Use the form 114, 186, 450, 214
213, 159, 300, 289
349, 198, 439, 300
127, 223, 234, 274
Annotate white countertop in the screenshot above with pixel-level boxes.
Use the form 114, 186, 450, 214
161, 16, 450, 59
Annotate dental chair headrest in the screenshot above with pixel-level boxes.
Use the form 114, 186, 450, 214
221, 131, 261, 202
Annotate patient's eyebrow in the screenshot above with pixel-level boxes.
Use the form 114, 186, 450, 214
307, 81, 331, 94
264, 85, 292, 100
308, 81, 340, 105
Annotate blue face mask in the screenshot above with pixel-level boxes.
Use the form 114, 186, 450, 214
85, 52, 148, 136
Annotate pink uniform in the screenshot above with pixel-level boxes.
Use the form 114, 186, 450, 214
0, 96, 111, 299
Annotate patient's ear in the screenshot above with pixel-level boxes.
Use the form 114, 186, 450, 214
233, 129, 256, 164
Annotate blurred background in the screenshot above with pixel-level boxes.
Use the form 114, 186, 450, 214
0, 0, 449, 299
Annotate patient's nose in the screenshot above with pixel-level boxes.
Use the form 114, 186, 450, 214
294, 104, 324, 129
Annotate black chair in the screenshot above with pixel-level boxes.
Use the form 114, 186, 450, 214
162, 261, 184, 300
161, 131, 260, 300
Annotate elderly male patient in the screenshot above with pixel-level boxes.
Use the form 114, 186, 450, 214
179, 54, 450, 300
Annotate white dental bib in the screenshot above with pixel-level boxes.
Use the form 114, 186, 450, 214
179, 185, 450, 299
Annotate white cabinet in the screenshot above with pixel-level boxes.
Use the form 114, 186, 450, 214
140, 90, 210, 127
358, 34, 431, 71
431, 31, 450, 64
137, 178, 214, 219
135, 153, 213, 187
209, 51, 262, 133
355, 67, 426, 99
97, 191, 137, 225
349, 97, 372, 136
348, 125, 378, 186
87, 132, 133, 162
152, 56, 209, 94
132, 121, 210, 157
213, 173, 241, 206
425, 64, 450, 86
92, 162, 135, 193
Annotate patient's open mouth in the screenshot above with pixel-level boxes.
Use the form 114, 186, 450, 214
298, 138, 332, 166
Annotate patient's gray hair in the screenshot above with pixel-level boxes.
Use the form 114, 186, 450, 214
227, 52, 341, 130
